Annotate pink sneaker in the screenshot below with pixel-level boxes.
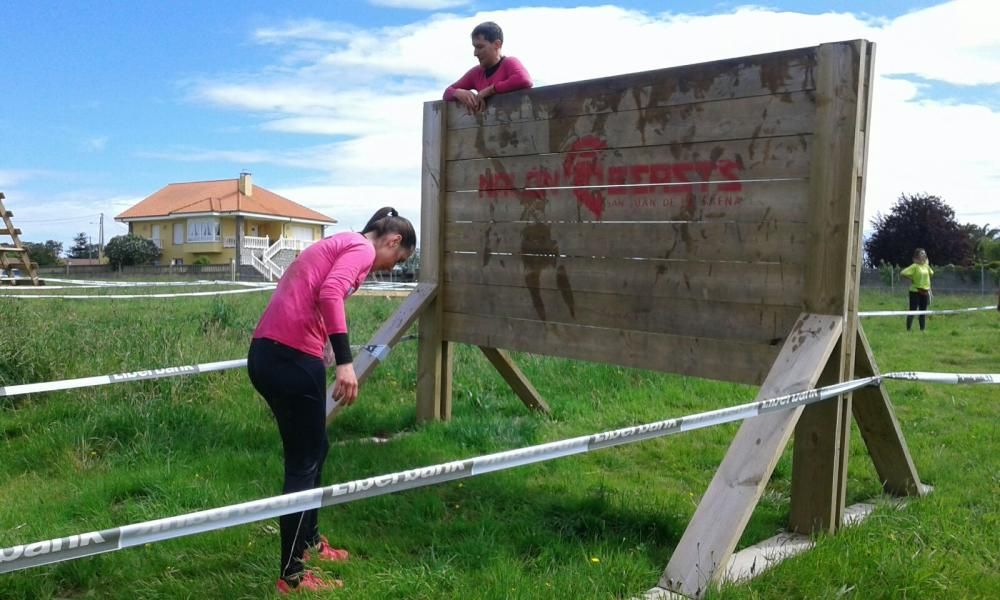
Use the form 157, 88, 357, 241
276, 570, 344, 594
304, 535, 350, 562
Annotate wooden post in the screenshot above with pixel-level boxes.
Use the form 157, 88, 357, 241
416, 101, 452, 422
479, 347, 551, 414
790, 40, 873, 535
661, 313, 843, 598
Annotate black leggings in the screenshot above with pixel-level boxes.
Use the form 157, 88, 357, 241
907, 291, 930, 330
247, 338, 329, 581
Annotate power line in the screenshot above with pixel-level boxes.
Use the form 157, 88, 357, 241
13, 214, 101, 224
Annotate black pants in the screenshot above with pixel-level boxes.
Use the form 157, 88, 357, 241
907, 291, 930, 330
247, 338, 329, 581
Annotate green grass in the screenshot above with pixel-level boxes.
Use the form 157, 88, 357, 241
0, 290, 997, 599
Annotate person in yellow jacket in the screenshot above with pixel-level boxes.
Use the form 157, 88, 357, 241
900, 248, 933, 331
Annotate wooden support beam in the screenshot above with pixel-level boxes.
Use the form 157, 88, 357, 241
478, 347, 551, 414
326, 283, 438, 423
788, 348, 845, 533
416, 100, 453, 423
0, 229, 21, 236
791, 40, 873, 535
660, 313, 843, 598
851, 325, 925, 496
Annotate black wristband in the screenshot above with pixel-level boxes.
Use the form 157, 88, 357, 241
328, 333, 352, 365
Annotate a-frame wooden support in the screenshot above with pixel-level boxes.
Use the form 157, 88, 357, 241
660, 312, 843, 597
0, 192, 40, 286
659, 318, 925, 597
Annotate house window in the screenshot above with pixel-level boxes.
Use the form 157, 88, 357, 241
173, 223, 184, 245
290, 225, 314, 241
187, 218, 221, 242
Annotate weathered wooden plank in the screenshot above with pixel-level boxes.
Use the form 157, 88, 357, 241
445, 221, 809, 264
416, 100, 452, 422
447, 135, 812, 194
851, 325, 924, 496
443, 253, 804, 307
443, 282, 801, 345
442, 312, 780, 385
479, 347, 551, 414
326, 283, 437, 423
661, 313, 843, 598
447, 91, 817, 160
448, 47, 818, 130
0, 228, 22, 236
791, 40, 870, 534
444, 179, 810, 225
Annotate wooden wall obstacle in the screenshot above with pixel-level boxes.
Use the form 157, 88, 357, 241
336, 39, 928, 597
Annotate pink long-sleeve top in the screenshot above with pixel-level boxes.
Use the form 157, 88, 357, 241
443, 56, 533, 101
252, 232, 375, 359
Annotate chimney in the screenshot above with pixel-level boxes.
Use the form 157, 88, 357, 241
239, 172, 253, 197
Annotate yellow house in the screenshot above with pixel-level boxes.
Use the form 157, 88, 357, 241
115, 173, 336, 278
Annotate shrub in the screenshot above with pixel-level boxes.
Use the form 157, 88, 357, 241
104, 234, 159, 267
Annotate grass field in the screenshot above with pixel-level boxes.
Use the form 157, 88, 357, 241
0, 288, 997, 599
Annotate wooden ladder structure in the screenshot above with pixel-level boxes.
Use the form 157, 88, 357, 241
0, 192, 40, 285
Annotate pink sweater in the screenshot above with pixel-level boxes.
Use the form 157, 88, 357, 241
253, 232, 375, 358
443, 56, 533, 101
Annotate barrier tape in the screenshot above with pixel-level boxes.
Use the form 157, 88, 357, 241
0, 360, 247, 398
0, 287, 276, 299
1, 283, 269, 291
859, 305, 996, 317
39, 278, 271, 288
0, 337, 419, 398
1, 369, 995, 573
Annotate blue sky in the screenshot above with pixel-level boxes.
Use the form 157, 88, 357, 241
2, 0, 997, 248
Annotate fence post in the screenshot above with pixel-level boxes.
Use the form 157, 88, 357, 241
231, 258, 236, 282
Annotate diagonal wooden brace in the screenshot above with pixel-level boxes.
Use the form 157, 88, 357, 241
850, 324, 925, 496
326, 282, 437, 423
479, 347, 551, 414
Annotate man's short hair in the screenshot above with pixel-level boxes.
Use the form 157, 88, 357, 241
471, 21, 503, 43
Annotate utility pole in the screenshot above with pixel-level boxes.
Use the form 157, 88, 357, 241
99, 213, 104, 262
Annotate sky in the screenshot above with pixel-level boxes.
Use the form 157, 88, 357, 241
1, 0, 998, 251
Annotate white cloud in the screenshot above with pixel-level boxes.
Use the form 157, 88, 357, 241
369, 0, 469, 9
276, 184, 421, 238
0, 169, 47, 188
179, 0, 1000, 236
2, 189, 136, 249
84, 136, 109, 152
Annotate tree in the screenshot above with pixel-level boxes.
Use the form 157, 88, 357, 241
18, 240, 63, 267
960, 222, 1000, 262
68, 232, 100, 259
104, 234, 159, 267
864, 193, 973, 267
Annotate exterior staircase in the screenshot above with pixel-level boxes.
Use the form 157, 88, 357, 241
240, 236, 313, 281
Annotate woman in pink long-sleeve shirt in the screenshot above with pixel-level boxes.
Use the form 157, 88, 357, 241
443, 21, 532, 114
248, 207, 415, 593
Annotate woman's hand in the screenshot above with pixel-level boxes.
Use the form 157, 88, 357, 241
332, 363, 359, 406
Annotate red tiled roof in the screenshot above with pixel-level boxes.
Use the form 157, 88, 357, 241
115, 179, 336, 223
